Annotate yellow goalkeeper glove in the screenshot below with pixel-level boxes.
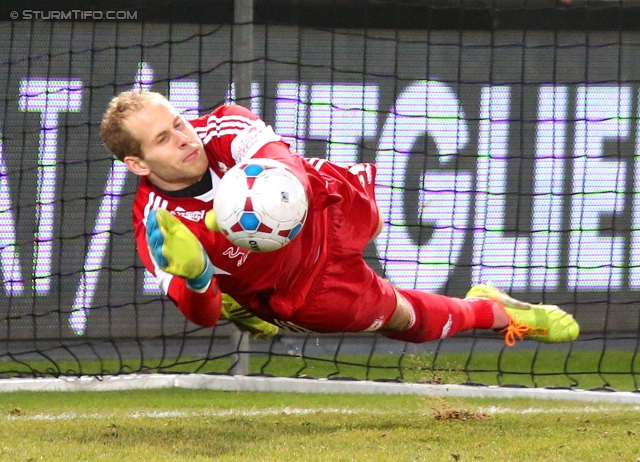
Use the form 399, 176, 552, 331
220, 294, 279, 340
146, 209, 213, 290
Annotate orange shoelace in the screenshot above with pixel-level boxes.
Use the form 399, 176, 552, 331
501, 320, 549, 347
501, 321, 531, 347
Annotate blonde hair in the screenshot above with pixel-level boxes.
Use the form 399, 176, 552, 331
100, 90, 167, 161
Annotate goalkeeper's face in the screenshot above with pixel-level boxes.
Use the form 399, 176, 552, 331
122, 98, 208, 191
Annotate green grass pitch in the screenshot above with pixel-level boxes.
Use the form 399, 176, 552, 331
0, 389, 638, 461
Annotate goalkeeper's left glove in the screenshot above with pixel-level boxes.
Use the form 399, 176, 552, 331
220, 294, 279, 340
146, 209, 214, 291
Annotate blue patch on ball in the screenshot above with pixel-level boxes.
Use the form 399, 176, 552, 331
239, 212, 260, 231
288, 223, 302, 240
243, 164, 264, 177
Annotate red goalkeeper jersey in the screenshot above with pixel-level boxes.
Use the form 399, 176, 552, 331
133, 104, 341, 327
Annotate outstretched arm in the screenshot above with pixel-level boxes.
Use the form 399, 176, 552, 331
136, 209, 223, 327
137, 209, 279, 337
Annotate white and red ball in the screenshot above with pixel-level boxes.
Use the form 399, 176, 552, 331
213, 158, 308, 252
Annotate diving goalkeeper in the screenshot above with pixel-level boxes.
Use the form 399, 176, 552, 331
100, 90, 579, 346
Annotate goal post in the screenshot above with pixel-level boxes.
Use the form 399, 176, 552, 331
0, 0, 639, 398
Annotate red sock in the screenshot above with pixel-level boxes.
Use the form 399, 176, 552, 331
384, 289, 496, 344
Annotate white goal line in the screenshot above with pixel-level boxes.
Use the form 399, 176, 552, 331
0, 374, 639, 404
3, 405, 639, 423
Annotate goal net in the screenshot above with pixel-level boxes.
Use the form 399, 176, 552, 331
0, 0, 638, 393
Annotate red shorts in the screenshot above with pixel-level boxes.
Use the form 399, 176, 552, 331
272, 162, 398, 334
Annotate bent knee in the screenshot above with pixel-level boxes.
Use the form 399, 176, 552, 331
379, 288, 413, 333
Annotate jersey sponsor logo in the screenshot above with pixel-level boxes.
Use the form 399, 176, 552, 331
171, 208, 206, 222
143, 193, 208, 224
222, 246, 249, 267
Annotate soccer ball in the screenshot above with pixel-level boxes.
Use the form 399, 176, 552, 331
213, 158, 308, 252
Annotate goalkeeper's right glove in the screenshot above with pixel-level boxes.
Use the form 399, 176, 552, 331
146, 209, 214, 291
220, 294, 279, 340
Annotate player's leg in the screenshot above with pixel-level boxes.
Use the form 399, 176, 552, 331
289, 259, 503, 339
284, 237, 502, 338
285, 223, 578, 344
380, 287, 501, 341
382, 285, 579, 345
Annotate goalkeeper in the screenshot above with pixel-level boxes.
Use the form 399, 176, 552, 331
100, 90, 579, 347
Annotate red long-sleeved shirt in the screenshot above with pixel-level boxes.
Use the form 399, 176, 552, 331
133, 104, 340, 326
